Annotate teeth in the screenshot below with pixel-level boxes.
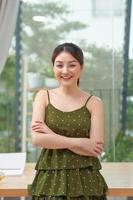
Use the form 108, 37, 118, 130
61, 76, 71, 78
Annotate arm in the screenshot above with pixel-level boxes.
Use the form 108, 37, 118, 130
32, 130, 78, 149
31, 91, 103, 156
68, 96, 104, 157
31, 90, 78, 149
89, 97, 104, 143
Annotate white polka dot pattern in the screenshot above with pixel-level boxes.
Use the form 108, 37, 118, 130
28, 99, 108, 200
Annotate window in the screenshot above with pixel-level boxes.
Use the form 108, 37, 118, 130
92, 0, 124, 17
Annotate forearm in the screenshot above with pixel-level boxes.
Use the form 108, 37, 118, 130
31, 131, 76, 149
68, 137, 103, 157
32, 122, 103, 156
68, 146, 94, 157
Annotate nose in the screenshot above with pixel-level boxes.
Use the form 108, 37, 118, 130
62, 65, 68, 74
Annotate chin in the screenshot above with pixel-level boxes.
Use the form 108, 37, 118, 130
61, 81, 76, 87
58, 77, 77, 86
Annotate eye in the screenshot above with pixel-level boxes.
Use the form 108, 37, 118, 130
69, 64, 76, 68
56, 64, 63, 68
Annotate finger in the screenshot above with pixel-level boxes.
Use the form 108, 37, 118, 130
35, 120, 43, 124
96, 145, 103, 151
96, 146, 103, 154
31, 125, 38, 129
32, 128, 45, 133
32, 123, 43, 128
32, 126, 42, 131
32, 125, 41, 129
94, 150, 100, 157
96, 143, 104, 150
31, 124, 40, 128
32, 127, 40, 131
97, 142, 104, 145
94, 147, 102, 154
94, 149, 100, 154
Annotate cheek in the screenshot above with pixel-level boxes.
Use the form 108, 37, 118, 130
75, 68, 82, 77
53, 68, 61, 78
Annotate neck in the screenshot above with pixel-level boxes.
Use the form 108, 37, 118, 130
58, 85, 80, 95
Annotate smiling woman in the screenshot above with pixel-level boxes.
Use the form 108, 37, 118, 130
28, 43, 108, 200
52, 43, 84, 87
53, 52, 82, 87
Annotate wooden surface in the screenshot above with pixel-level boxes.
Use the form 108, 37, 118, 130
0, 162, 133, 197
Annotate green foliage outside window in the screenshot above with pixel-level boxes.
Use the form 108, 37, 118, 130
101, 132, 133, 162
0, 53, 16, 152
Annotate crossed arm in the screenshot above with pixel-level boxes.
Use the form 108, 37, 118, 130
31, 90, 104, 157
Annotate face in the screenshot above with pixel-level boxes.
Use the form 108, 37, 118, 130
53, 51, 83, 86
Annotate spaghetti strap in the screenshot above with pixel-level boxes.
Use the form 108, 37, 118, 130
47, 90, 50, 103
85, 95, 93, 106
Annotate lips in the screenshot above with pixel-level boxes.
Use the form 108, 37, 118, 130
61, 75, 72, 80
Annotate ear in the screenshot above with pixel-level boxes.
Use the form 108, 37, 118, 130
80, 64, 84, 70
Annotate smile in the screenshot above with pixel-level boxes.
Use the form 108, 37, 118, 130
61, 76, 72, 80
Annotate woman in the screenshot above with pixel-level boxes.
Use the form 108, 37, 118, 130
28, 43, 108, 200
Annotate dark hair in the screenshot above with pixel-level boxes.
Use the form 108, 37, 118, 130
51, 43, 84, 86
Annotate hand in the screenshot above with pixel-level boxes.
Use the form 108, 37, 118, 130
72, 138, 103, 157
31, 120, 47, 133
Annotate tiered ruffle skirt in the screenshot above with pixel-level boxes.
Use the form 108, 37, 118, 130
28, 149, 108, 200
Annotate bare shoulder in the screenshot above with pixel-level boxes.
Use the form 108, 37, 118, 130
35, 89, 47, 98
86, 95, 104, 113
90, 95, 103, 105
34, 89, 48, 105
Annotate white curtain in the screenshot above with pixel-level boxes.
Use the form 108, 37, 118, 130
0, 0, 20, 74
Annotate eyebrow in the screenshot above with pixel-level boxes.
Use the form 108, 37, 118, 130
55, 60, 78, 63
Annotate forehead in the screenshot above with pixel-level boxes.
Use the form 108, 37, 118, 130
54, 51, 78, 63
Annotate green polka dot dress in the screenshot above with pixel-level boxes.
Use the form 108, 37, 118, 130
28, 90, 108, 200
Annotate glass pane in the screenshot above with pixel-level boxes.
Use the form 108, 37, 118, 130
20, 0, 132, 162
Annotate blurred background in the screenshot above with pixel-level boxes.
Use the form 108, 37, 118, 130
0, 0, 133, 200
0, 0, 133, 165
